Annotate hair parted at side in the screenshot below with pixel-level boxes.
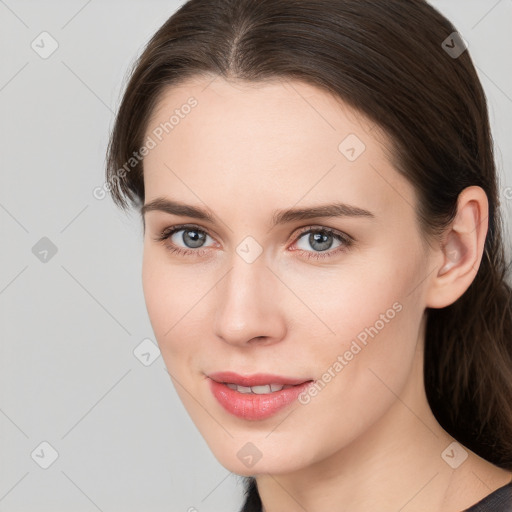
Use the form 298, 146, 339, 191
105, 0, 512, 509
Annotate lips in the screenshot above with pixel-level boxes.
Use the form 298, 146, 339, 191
207, 371, 314, 420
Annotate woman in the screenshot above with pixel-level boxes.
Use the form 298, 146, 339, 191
105, 0, 512, 510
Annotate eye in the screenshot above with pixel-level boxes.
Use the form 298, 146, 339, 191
154, 224, 217, 257
153, 224, 353, 261
291, 226, 353, 260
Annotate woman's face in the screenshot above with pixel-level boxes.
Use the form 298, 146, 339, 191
141, 76, 435, 475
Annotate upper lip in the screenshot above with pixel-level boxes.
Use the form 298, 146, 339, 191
207, 371, 312, 387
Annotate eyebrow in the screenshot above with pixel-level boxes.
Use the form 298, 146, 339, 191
140, 197, 375, 227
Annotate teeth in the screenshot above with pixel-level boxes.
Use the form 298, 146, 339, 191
251, 385, 272, 394
224, 383, 291, 394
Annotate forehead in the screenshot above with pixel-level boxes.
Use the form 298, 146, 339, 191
146, 75, 377, 149
142, 75, 416, 223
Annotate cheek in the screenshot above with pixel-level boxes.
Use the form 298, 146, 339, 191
287, 248, 426, 443
300, 302, 421, 468
141, 247, 194, 357
278, 241, 419, 347
328, 249, 424, 380
141, 244, 223, 383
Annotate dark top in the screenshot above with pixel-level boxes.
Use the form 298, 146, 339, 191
464, 480, 512, 511
241, 479, 512, 512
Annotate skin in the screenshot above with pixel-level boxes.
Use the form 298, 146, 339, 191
140, 75, 512, 512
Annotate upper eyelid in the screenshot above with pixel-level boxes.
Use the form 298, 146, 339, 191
163, 224, 218, 243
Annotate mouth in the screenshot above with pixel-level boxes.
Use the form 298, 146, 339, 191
207, 371, 315, 420
223, 382, 296, 394
208, 371, 312, 387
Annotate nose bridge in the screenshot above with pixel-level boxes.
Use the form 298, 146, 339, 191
213, 246, 285, 345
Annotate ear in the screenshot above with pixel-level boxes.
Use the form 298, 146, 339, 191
425, 186, 489, 309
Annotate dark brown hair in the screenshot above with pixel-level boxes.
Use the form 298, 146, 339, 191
105, 0, 512, 509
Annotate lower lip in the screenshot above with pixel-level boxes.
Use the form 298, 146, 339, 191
208, 378, 314, 420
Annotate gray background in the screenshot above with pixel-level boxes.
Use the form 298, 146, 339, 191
0, 1, 511, 511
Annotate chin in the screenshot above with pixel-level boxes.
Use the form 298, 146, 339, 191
202, 434, 313, 477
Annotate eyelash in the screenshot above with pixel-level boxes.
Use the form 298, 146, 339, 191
154, 223, 354, 261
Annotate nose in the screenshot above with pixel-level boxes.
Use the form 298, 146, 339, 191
213, 252, 287, 347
